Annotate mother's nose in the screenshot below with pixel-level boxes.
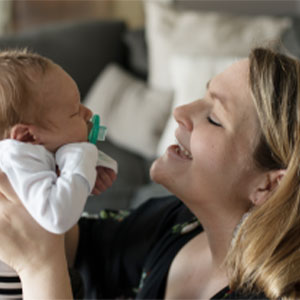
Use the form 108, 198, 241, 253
173, 103, 193, 131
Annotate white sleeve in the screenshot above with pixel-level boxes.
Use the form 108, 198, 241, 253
0, 140, 98, 234
96, 150, 118, 173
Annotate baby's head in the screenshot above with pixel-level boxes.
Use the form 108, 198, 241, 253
0, 49, 92, 152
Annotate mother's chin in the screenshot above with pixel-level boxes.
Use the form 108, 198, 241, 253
149, 156, 162, 182
150, 154, 174, 191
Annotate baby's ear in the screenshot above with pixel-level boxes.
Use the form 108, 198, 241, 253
10, 124, 41, 144
249, 169, 286, 206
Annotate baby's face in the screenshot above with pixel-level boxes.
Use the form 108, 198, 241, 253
35, 63, 92, 152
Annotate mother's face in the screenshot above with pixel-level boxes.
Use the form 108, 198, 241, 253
151, 59, 262, 213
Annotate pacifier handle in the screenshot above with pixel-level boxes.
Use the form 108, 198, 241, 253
88, 114, 107, 144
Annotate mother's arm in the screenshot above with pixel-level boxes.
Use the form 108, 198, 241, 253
65, 224, 79, 267
0, 172, 73, 299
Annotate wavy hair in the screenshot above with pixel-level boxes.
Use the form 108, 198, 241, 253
226, 48, 300, 299
0, 49, 51, 139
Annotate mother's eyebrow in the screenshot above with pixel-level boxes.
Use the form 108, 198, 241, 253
206, 80, 229, 113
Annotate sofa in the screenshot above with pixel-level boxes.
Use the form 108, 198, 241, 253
0, 17, 172, 212
0, 2, 299, 215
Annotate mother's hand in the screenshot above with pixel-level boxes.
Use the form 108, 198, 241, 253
0, 172, 73, 299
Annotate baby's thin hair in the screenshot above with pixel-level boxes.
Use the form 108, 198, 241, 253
0, 48, 52, 139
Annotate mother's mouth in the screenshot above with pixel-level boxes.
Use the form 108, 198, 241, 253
175, 141, 193, 160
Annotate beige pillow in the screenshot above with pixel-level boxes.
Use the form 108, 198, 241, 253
84, 64, 173, 158
144, 1, 291, 91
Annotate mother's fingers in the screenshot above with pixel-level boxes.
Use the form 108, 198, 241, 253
0, 173, 64, 274
0, 172, 20, 204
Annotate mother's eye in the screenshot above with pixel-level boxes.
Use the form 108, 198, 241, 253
207, 116, 222, 127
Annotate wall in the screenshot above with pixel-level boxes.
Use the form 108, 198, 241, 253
112, 0, 144, 28
12, 0, 112, 32
0, 0, 12, 35
174, 0, 300, 16
10, 0, 144, 33
6, 0, 296, 35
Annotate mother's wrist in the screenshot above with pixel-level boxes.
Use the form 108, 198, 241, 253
19, 248, 73, 299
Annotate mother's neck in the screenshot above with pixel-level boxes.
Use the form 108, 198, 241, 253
185, 200, 247, 267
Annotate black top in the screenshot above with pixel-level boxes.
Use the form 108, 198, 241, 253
75, 196, 267, 299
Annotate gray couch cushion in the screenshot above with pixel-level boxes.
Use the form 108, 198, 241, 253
0, 19, 127, 99
282, 17, 300, 59
123, 28, 148, 80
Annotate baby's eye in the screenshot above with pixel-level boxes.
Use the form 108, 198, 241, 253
207, 116, 222, 127
70, 111, 79, 118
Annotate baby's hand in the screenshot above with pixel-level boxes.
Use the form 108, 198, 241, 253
91, 166, 117, 195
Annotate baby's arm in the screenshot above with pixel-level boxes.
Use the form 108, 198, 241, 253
92, 149, 118, 194
0, 140, 98, 234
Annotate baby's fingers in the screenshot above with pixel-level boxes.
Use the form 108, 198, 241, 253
92, 167, 117, 195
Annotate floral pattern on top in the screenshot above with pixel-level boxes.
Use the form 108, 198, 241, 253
133, 270, 150, 295
172, 217, 200, 234
81, 209, 131, 222
99, 209, 131, 222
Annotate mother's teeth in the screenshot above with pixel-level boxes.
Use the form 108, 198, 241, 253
176, 142, 192, 159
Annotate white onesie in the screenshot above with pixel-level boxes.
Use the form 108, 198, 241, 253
0, 139, 117, 299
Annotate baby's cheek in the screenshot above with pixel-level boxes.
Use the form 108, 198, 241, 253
77, 126, 88, 142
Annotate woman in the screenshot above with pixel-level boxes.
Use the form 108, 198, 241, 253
0, 47, 299, 299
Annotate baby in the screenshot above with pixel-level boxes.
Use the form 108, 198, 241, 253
0, 49, 117, 298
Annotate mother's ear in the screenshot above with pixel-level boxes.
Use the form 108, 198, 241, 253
250, 169, 286, 206
10, 124, 41, 144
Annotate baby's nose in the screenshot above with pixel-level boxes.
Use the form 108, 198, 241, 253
81, 104, 93, 121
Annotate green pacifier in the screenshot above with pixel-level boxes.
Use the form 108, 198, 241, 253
88, 114, 107, 144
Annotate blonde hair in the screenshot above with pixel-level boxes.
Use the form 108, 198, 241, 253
226, 48, 300, 299
0, 49, 52, 139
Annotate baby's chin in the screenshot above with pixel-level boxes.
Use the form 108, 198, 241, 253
38, 142, 56, 153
